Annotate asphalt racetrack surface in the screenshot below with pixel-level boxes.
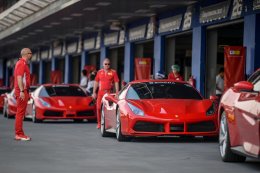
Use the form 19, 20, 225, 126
0, 114, 259, 173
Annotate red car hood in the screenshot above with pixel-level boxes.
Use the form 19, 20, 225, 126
41, 97, 93, 108
129, 99, 214, 119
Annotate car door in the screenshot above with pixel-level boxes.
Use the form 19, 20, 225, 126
234, 74, 260, 156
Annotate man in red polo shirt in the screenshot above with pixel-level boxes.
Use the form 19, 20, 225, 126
92, 58, 119, 129
168, 64, 184, 81
14, 48, 32, 141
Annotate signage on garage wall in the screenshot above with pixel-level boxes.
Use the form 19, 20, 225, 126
182, 6, 193, 30
146, 16, 156, 39
129, 24, 147, 41
67, 42, 78, 54
53, 40, 63, 57
104, 32, 118, 46
231, 0, 243, 19
159, 15, 182, 33
253, 0, 260, 10
200, 1, 230, 23
41, 49, 49, 60
95, 33, 101, 49
31, 52, 39, 62
84, 38, 95, 50
118, 30, 125, 45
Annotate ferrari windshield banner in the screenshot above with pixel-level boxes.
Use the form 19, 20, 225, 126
224, 46, 246, 90
84, 65, 96, 76
51, 70, 62, 84
30, 74, 38, 85
134, 58, 151, 80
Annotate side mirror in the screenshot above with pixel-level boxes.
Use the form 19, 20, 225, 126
234, 81, 253, 91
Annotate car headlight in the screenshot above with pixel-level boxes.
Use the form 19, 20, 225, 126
127, 102, 144, 116
206, 103, 215, 116
39, 98, 51, 108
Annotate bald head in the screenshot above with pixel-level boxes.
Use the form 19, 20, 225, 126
21, 48, 32, 56
103, 58, 111, 70
20, 48, 32, 62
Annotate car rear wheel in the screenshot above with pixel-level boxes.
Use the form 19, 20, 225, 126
219, 111, 246, 162
3, 104, 7, 118
32, 104, 41, 123
116, 109, 129, 142
100, 104, 110, 137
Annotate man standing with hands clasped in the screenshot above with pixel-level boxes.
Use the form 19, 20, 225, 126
92, 58, 119, 129
14, 48, 32, 141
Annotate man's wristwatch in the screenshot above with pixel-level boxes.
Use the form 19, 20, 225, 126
20, 90, 24, 92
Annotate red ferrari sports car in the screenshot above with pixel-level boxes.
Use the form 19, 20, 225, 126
0, 87, 11, 111
26, 84, 96, 123
2, 89, 16, 118
100, 80, 218, 141
2, 86, 38, 118
218, 69, 260, 162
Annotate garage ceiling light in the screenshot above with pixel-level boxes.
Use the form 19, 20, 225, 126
51, 22, 61, 25
135, 9, 151, 13
119, 16, 132, 19
96, 2, 111, 6
83, 7, 98, 11
28, 32, 36, 35
35, 29, 44, 32
61, 17, 72, 21
71, 13, 83, 17
149, 4, 167, 8
43, 25, 52, 28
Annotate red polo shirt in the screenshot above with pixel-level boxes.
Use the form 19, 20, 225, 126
95, 69, 119, 91
168, 72, 184, 81
14, 58, 30, 97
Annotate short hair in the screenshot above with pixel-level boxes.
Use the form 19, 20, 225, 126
171, 64, 180, 72
89, 73, 95, 80
219, 67, 224, 73
82, 69, 87, 76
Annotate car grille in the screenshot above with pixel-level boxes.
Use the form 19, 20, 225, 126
44, 110, 63, 117
187, 121, 215, 132
170, 124, 184, 132
77, 110, 95, 116
133, 121, 164, 132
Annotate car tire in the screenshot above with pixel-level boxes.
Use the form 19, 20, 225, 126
3, 104, 7, 118
32, 103, 41, 123
219, 111, 246, 162
100, 104, 110, 137
116, 109, 129, 142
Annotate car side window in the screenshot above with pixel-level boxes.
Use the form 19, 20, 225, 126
126, 87, 140, 100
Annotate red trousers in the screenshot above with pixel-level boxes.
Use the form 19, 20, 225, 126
96, 90, 109, 125
15, 91, 29, 136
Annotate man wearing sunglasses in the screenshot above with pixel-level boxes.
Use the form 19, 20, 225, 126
92, 58, 119, 129
14, 48, 32, 141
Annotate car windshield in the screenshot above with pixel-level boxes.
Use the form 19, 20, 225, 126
41, 86, 86, 97
126, 82, 203, 100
